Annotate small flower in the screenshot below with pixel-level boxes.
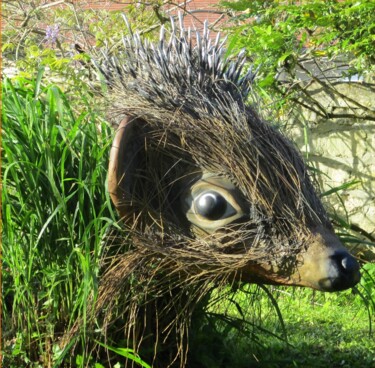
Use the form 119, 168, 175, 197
45, 24, 60, 46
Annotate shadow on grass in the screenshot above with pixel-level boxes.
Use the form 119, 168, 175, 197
258, 321, 372, 368
188, 319, 374, 368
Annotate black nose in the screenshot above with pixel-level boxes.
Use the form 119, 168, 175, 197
320, 250, 361, 292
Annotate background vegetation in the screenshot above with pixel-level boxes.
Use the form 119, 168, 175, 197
2, 0, 374, 367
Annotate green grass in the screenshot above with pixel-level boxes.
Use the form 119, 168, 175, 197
257, 287, 374, 368
2, 71, 117, 367
195, 284, 374, 368
2, 72, 374, 368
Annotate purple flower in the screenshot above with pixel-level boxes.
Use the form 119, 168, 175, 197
45, 24, 60, 46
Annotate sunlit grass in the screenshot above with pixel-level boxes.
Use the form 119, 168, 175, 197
199, 284, 374, 368
2, 71, 117, 366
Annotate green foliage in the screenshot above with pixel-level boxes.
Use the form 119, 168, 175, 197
2, 72, 116, 366
222, 0, 375, 86
2, 1, 166, 106
360, 263, 375, 315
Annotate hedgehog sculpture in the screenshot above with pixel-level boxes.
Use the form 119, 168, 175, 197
90, 15, 360, 367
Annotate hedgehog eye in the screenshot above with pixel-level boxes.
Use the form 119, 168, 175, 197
180, 175, 246, 233
194, 191, 235, 220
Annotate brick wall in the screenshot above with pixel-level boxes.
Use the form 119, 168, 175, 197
76, 0, 224, 31
165, 0, 225, 30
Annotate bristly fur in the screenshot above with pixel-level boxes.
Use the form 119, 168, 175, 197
68, 15, 334, 368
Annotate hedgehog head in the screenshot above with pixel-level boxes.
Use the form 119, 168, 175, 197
98, 16, 360, 293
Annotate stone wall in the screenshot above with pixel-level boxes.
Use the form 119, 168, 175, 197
286, 81, 375, 240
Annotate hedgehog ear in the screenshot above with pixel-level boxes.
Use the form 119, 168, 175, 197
108, 116, 149, 222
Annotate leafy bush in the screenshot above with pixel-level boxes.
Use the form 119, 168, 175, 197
221, 0, 375, 87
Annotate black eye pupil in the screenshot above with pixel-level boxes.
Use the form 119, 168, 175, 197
195, 192, 227, 220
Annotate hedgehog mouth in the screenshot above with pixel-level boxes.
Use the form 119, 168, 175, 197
237, 226, 361, 292
237, 255, 360, 292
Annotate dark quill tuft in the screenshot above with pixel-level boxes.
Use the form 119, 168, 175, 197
95, 14, 256, 119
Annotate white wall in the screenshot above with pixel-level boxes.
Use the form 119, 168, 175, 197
287, 82, 375, 239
